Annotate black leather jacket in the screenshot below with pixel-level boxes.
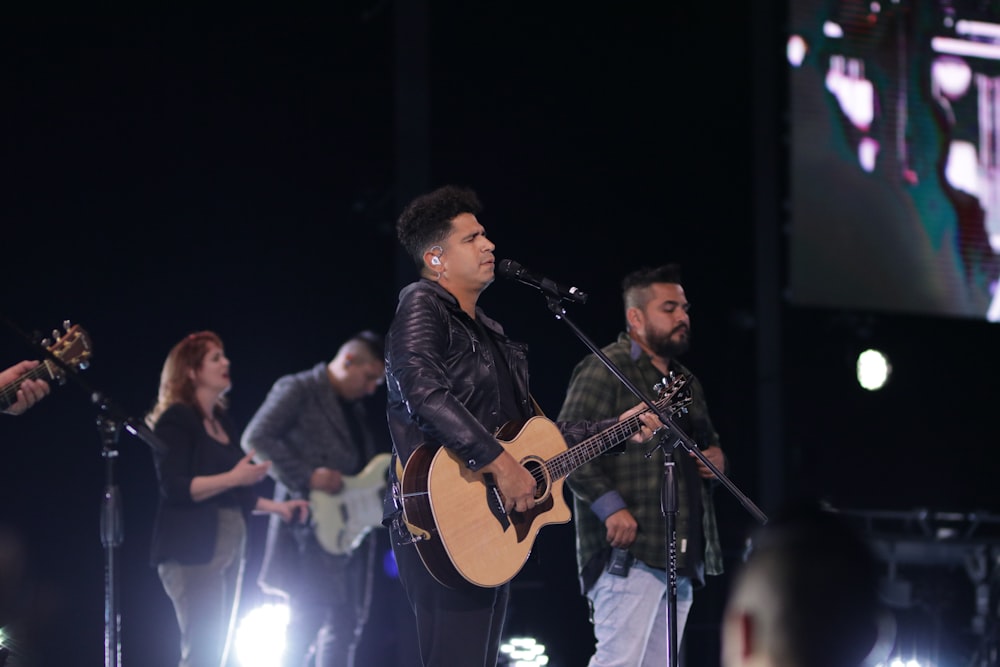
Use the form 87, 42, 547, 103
383, 279, 612, 518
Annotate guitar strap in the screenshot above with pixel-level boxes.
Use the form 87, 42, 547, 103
529, 394, 546, 418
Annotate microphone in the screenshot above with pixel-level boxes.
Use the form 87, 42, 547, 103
496, 259, 588, 304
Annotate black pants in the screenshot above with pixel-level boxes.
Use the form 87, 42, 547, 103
391, 536, 510, 667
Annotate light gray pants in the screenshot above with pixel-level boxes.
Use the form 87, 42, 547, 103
158, 508, 247, 667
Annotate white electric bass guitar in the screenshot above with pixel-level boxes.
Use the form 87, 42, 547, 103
310, 452, 392, 555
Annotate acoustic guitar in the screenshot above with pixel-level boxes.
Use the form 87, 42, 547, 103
399, 374, 690, 588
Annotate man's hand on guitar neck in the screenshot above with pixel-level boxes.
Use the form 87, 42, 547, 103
1, 361, 51, 416
620, 403, 666, 444
481, 450, 538, 514
310, 467, 344, 494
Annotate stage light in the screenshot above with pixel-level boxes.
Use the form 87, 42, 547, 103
856, 348, 891, 391
787, 35, 807, 67
499, 636, 549, 666
233, 602, 289, 667
383, 547, 399, 578
875, 657, 928, 667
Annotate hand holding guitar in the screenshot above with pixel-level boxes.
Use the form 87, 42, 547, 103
0, 322, 92, 416
481, 449, 538, 513
478, 400, 665, 517
0, 361, 51, 415
310, 467, 344, 494
621, 404, 666, 444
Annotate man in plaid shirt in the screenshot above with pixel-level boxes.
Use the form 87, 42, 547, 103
558, 263, 726, 666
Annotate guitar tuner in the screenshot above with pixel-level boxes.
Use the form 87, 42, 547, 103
0, 322, 93, 412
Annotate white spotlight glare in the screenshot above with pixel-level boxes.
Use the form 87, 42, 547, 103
499, 636, 549, 666
856, 348, 891, 391
234, 602, 290, 667
788, 34, 808, 67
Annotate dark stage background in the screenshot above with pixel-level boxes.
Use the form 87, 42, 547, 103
2, 4, 998, 667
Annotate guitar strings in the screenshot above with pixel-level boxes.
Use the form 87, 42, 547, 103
531, 384, 689, 489
0, 363, 51, 407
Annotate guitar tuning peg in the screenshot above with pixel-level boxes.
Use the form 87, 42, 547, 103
52, 329, 60, 340
41, 338, 52, 347
63, 319, 72, 331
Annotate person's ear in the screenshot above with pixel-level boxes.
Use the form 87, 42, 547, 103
722, 610, 755, 665
738, 614, 755, 658
424, 246, 444, 272
626, 306, 643, 331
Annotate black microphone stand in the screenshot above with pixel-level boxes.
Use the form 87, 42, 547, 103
541, 295, 768, 667
3, 316, 165, 667
97, 412, 123, 667
90, 395, 166, 667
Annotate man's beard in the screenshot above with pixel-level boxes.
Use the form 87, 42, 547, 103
647, 325, 691, 359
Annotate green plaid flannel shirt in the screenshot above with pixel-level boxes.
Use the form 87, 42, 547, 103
558, 333, 724, 592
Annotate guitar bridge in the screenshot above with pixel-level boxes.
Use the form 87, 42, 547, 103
482, 473, 511, 531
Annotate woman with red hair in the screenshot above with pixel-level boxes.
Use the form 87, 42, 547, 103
146, 331, 307, 667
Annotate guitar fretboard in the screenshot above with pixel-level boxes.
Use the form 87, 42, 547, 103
543, 381, 689, 482
0, 362, 54, 410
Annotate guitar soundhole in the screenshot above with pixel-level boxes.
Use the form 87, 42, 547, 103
522, 458, 547, 501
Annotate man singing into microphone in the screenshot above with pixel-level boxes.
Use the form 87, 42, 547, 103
558, 263, 727, 666
382, 185, 665, 666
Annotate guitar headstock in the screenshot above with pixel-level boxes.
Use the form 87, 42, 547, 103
42, 321, 93, 383
654, 373, 692, 415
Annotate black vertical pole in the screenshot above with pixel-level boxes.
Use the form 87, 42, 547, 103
98, 416, 124, 667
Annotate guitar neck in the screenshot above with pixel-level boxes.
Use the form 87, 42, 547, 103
546, 390, 686, 482
0, 362, 55, 410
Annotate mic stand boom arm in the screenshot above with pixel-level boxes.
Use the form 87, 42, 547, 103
541, 295, 767, 667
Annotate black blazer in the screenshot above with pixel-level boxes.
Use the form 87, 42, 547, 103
149, 403, 256, 566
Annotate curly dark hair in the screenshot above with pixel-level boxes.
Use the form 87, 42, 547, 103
396, 185, 483, 268
621, 264, 682, 310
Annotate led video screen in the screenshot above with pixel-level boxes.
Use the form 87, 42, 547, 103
788, 0, 1000, 320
